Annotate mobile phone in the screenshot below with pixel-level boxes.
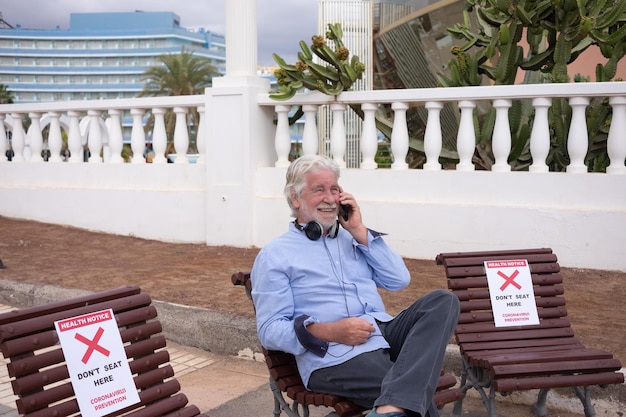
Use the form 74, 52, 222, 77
340, 204, 352, 221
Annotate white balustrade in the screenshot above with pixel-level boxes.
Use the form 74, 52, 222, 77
152, 108, 168, 164
566, 97, 590, 173
0, 83, 624, 174
130, 108, 146, 164
607, 96, 626, 175
423, 101, 443, 171
47, 112, 63, 163
529, 98, 551, 173
274, 104, 292, 167
390, 102, 409, 170
173, 106, 189, 164
27, 113, 43, 163
10, 113, 25, 162
491, 99, 512, 172
360, 102, 378, 169
330, 103, 347, 168
87, 110, 103, 163
107, 110, 124, 164
67, 111, 83, 163
302, 104, 319, 156
456, 100, 476, 171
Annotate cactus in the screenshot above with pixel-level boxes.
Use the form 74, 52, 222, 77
438, 0, 626, 171
270, 23, 365, 101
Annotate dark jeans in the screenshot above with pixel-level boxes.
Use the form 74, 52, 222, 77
308, 289, 460, 417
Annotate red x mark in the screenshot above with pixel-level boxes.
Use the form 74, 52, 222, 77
75, 327, 110, 364
498, 269, 522, 291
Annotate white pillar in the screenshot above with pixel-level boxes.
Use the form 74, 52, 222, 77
423, 101, 443, 171
130, 108, 146, 164
27, 112, 44, 163
566, 97, 590, 174
10, 113, 26, 162
47, 112, 64, 163
107, 109, 125, 164
390, 102, 409, 170
456, 100, 476, 171
223, 0, 258, 80
529, 97, 551, 173
491, 99, 512, 172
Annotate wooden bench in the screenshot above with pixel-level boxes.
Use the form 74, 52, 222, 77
0, 285, 209, 417
232, 271, 462, 417
436, 248, 624, 417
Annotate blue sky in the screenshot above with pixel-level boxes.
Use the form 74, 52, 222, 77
0, 0, 319, 66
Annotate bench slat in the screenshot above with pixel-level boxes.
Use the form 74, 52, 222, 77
495, 371, 625, 392
492, 358, 623, 377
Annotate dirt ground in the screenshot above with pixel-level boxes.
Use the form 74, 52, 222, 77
0, 215, 624, 368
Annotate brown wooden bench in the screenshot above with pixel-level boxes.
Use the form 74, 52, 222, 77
232, 271, 462, 417
0, 285, 210, 417
436, 248, 624, 417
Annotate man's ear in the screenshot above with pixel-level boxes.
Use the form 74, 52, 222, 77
290, 191, 300, 210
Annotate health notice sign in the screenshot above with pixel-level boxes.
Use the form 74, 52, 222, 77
54, 309, 140, 417
485, 259, 540, 327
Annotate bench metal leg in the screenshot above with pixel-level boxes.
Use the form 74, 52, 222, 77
269, 377, 304, 417
451, 359, 468, 417
573, 386, 596, 417
532, 388, 549, 417
452, 357, 500, 417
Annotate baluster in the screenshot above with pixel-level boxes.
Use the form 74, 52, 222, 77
130, 108, 146, 164
27, 112, 44, 162
607, 96, 626, 174
152, 108, 168, 164
274, 104, 291, 167
173, 106, 189, 164
87, 110, 103, 163
0, 114, 6, 162
47, 112, 63, 163
107, 109, 124, 163
67, 111, 83, 163
423, 101, 443, 171
302, 104, 319, 156
566, 97, 590, 173
360, 103, 378, 170
457, 100, 476, 171
330, 103, 347, 168
391, 102, 409, 170
196, 106, 206, 164
10, 113, 25, 162
492, 99, 512, 172
529, 97, 551, 173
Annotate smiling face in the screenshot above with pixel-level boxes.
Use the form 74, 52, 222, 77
291, 168, 340, 231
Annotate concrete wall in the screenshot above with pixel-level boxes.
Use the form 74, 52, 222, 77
2, 158, 625, 272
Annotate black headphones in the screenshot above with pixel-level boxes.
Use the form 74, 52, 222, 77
294, 220, 339, 240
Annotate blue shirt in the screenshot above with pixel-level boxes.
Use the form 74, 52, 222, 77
251, 222, 411, 387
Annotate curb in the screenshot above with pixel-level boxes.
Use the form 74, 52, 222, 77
0, 278, 623, 415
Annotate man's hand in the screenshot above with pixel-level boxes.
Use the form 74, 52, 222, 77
338, 190, 368, 245
307, 317, 375, 345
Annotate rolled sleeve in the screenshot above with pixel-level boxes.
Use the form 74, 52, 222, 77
294, 315, 328, 358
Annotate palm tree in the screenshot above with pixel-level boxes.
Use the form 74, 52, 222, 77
139, 48, 220, 154
0, 84, 14, 104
